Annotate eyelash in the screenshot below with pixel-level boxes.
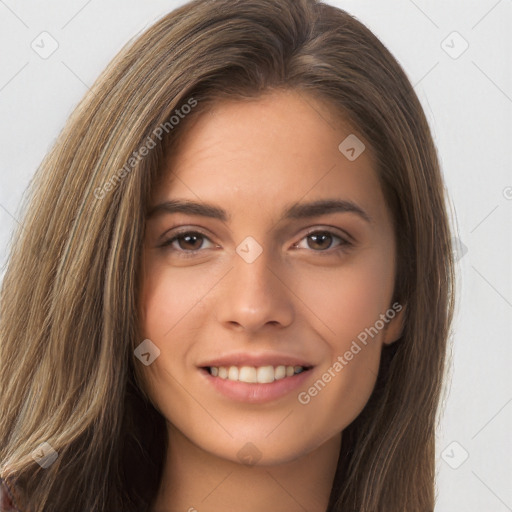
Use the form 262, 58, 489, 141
159, 228, 353, 258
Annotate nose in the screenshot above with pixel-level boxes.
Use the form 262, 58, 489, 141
214, 245, 295, 333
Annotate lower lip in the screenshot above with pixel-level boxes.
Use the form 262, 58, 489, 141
199, 367, 314, 404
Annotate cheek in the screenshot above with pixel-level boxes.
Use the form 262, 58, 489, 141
138, 264, 209, 415
138, 264, 209, 402
140, 262, 212, 339
298, 345, 381, 440
296, 250, 395, 347
293, 249, 394, 430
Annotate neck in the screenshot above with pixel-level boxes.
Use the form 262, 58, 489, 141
151, 423, 341, 512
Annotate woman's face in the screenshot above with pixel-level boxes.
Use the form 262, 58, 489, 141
139, 89, 404, 465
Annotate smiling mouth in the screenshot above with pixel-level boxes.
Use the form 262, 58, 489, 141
202, 364, 313, 384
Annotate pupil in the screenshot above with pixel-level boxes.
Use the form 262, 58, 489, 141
310, 233, 331, 250
181, 234, 201, 250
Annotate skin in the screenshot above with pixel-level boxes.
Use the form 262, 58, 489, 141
139, 89, 405, 512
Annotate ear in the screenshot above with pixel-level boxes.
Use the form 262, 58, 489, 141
382, 304, 407, 345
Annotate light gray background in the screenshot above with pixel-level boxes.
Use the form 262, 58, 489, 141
0, 1, 511, 510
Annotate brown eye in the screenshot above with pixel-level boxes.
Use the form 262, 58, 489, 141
293, 230, 352, 253
175, 233, 204, 251
307, 232, 335, 250
160, 231, 215, 254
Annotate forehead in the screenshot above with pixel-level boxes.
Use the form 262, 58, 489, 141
152, 90, 388, 226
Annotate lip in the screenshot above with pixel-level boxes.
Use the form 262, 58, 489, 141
198, 352, 314, 369
199, 366, 315, 404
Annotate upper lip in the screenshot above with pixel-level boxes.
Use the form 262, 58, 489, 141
199, 352, 315, 369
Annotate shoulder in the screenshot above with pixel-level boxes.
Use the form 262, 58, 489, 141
0, 477, 22, 512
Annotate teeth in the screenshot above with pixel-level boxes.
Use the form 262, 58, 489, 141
239, 366, 257, 383
256, 366, 274, 384
208, 364, 307, 383
228, 366, 239, 381
274, 365, 286, 380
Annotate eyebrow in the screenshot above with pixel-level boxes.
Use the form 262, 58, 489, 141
147, 198, 373, 224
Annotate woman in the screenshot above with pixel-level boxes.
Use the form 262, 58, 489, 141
0, 0, 455, 510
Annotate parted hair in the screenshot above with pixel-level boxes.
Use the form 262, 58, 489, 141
0, 0, 455, 510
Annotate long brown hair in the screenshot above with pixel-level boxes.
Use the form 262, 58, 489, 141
0, 0, 455, 510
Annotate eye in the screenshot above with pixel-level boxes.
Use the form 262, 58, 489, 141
160, 230, 216, 255
159, 228, 353, 258
292, 230, 352, 253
